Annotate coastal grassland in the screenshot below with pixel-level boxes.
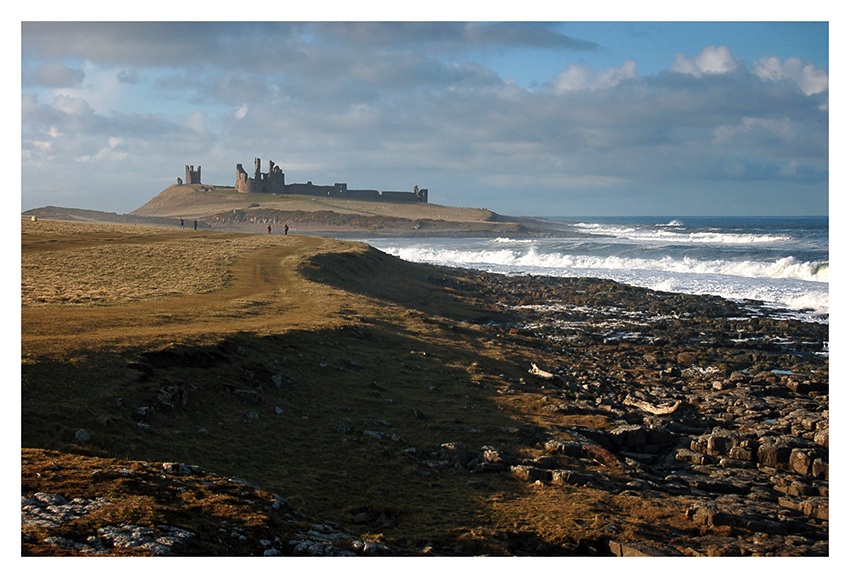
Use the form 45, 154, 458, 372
20, 218, 713, 554
22, 219, 281, 306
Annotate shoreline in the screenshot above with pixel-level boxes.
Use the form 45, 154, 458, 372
20, 212, 829, 325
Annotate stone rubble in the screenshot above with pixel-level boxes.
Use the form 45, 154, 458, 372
21, 455, 393, 557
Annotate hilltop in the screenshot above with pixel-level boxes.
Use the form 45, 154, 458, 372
25, 184, 544, 237
21, 219, 828, 556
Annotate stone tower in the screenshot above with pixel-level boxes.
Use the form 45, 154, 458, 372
185, 165, 202, 184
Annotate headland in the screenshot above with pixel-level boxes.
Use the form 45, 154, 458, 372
24, 158, 551, 237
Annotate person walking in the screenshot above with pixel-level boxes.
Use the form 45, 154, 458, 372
268, 225, 272, 234
180, 218, 184, 229
284, 224, 289, 236
193, 219, 198, 231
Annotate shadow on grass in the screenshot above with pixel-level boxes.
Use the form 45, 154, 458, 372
22, 308, 594, 554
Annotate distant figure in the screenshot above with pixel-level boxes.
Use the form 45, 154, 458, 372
193, 219, 198, 231
267, 225, 272, 235
284, 224, 289, 236
180, 218, 184, 229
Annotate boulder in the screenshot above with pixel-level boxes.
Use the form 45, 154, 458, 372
510, 465, 550, 483
789, 448, 815, 476
551, 469, 592, 486
813, 428, 829, 448
440, 442, 478, 468
706, 430, 735, 457
811, 458, 828, 480
757, 440, 792, 468
608, 425, 646, 450
544, 439, 584, 457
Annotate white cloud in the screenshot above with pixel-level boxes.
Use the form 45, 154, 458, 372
550, 60, 638, 93
78, 136, 127, 162
672, 45, 738, 76
754, 56, 828, 96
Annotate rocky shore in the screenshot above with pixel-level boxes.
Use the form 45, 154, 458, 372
21, 226, 829, 556
431, 271, 829, 555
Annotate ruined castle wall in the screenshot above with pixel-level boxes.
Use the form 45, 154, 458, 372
235, 164, 253, 193
380, 191, 420, 203
267, 165, 285, 194
345, 189, 381, 201
285, 183, 334, 196
230, 156, 427, 202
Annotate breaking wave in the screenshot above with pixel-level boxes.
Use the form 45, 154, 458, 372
363, 216, 828, 321
573, 222, 791, 245
387, 245, 827, 284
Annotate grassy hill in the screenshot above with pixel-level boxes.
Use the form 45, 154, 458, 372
25, 184, 539, 237
128, 184, 533, 236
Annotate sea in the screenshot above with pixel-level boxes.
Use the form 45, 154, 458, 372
357, 216, 829, 325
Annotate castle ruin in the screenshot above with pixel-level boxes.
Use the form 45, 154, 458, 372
236, 158, 285, 194
185, 165, 201, 185
234, 157, 427, 203
179, 157, 428, 204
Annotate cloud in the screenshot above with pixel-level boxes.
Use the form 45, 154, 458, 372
463, 22, 602, 51
22, 62, 85, 88
672, 45, 739, 76
753, 56, 828, 96
117, 69, 142, 84
22, 22, 236, 67
20, 22, 828, 215
549, 60, 638, 93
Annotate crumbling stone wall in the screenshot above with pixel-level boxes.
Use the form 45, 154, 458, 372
236, 158, 285, 193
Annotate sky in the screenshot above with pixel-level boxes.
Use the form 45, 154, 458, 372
18, 8, 834, 217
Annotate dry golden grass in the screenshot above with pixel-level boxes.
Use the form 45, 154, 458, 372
22, 219, 285, 306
